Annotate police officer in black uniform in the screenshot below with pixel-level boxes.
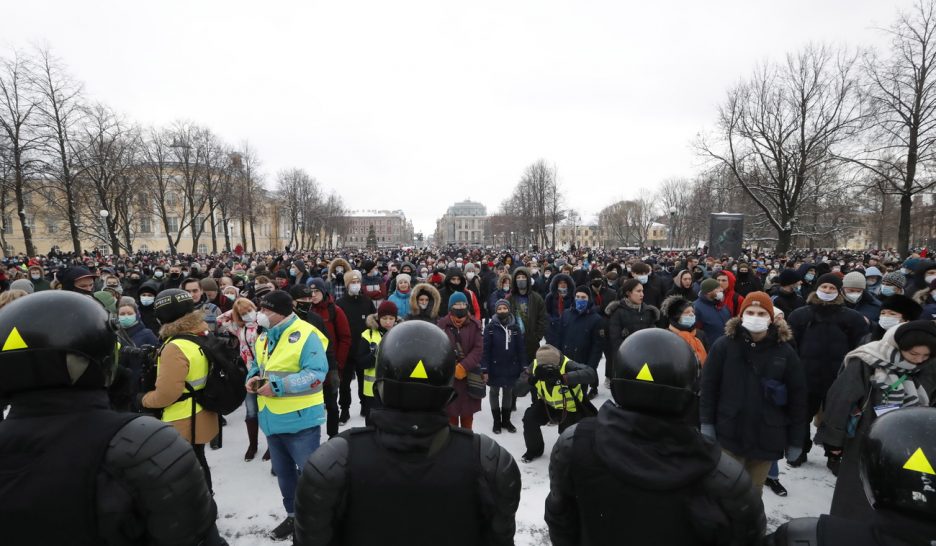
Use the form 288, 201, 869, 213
767, 406, 936, 545
545, 328, 766, 546
0, 291, 226, 546
293, 320, 522, 546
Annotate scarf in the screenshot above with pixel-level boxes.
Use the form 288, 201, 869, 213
623, 299, 642, 311
845, 331, 930, 408
669, 325, 707, 366
449, 314, 467, 329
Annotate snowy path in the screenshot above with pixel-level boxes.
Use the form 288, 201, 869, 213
211, 373, 835, 545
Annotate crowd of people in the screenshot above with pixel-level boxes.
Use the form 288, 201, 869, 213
0, 242, 935, 545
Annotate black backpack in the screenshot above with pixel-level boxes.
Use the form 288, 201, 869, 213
168, 333, 247, 416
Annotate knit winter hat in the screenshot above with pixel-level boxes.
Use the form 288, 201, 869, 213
842, 271, 866, 290
344, 269, 362, 286
816, 273, 843, 291
880, 294, 923, 322
377, 300, 398, 319
738, 291, 775, 320
882, 271, 906, 289
199, 277, 219, 292
700, 278, 720, 294
536, 344, 562, 367
448, 291, 468, 308
260, 290, 294, 316
778, 269, 801, 287
395, 273, 411, 286
865, 266, 883, 279
894, 320, 936, 354
9, 279, 34, 294
661, 295, 692, 321
494, 299, 511, 312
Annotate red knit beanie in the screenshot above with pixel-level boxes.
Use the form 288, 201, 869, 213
738, 291, 775, 320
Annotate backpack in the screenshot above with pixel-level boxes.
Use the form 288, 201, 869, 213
169, 333, 247, 416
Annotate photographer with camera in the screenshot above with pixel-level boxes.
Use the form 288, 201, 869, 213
521, 344, 597, 463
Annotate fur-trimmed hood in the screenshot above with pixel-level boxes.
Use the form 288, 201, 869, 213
549, 272, 575, 295
660, 294, 692, 320
158, 309, 208, 339
724, 316, 793, 343
912, 287, 933, 305
806, 291, 845, 306
496, 273, 512, 290
409, 282, 441, 318
328, 258, 351, 279
511, 266, 533, 293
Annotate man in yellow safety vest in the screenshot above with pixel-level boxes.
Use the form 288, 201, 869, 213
247, 290, 329, 542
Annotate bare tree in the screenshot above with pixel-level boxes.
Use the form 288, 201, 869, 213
138, 127, 184, 254
0, 50, 41, 256
699, 44, 866, 252
166, 121, 210, 254
656, 178, 693, 248
844, 0, 936, 255
235, 142, 261, 252
599, 195, 658, 249
31, 46, 85, 253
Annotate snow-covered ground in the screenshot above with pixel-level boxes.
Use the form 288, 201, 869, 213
211, 368, 836, 545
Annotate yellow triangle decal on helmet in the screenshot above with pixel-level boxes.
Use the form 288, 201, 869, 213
410, 360, 428, 379
636, 363, 654, 382
903, 448, 935, 475
2, 327, 27, 351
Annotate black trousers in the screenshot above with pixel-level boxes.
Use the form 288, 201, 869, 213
522, 400, 584, 458
325, 370, 340, 437
192, 443, 213, 494
338, 362, 365, 411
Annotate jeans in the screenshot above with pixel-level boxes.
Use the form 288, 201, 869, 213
244, 393, 258, 420
267, 426, 321, 515
768, 460, 780, 480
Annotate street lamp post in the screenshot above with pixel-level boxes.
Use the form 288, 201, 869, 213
510, 231, 514, 249
668, 206, 677, 250
530, 228, 534, 248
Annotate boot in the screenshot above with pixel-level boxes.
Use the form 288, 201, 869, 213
501, 409, 517, 433
244, 418, 259, 462
262, 448, 271, 462
271, 516, 294, 541
765, 477, 788, 497
492, 409, 502, 434
339, 407, 351, 425
209, 422, 222, 450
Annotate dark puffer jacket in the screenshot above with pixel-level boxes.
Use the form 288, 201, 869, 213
787, 292, 869, 398
700, 317, 808, 461
558, 292, 604, 370
544, 273, 575, 346
480, 312, 526, 388
606, 299, 660, 354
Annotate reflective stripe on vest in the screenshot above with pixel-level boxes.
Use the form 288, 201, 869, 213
255, 319, 327, 415
532, 356, 583, 412
159, 338, 209, 422
360, 328, 382, 398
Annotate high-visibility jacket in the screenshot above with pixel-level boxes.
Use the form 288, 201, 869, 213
360, 328, 381, 398
159, 338, 209, 422
255, 319, 327, 414
532, 356, 584, 412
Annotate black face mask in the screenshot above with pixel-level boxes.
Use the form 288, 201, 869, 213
496, 311, 510, 321
169, 272, 181, 279
451, 308, 468, 318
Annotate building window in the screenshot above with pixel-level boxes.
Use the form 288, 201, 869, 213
140, 244, 149, 252
138, 193, 150, 209
46, 219, 57, 234
165, 191, 177, 207
3, 215, 12, 234
167, 216, 179, 233
140, 216, 152, 234
198, 244, 208, 254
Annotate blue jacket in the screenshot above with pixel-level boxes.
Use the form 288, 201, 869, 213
480, 315, 526, 388
386, 289, 412, 318
247, 315, 328, 435
693, 293, 731, 348
558, 305, 603, 369
544, 273, 575, 346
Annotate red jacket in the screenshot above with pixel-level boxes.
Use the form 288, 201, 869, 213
311, 297, 353, 370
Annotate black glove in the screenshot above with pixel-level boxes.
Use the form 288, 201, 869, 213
130, 392, 146, 413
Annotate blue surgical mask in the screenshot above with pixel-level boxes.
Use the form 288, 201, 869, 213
805, 273, 815, 282
118, 315, 137, 328
575, 299, 588, 312
678, 315, 696, 328
636, 275, 649, 284
880, 285, 896, 297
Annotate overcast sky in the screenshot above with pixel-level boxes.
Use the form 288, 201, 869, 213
2, 0, 917, 234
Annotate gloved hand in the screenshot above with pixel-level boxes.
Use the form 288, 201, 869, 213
130, 392, 145, 414
700, 423, 716, 440
454, 363, 467, 380
786, 446, 803, 465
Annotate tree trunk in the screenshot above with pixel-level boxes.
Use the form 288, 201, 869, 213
209, 203, 218, 254
240, 215, 247, 251
775, 228, 793, 254
897, 192, 913, 256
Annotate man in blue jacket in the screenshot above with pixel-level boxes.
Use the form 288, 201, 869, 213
558, 286, 604, 399
247, 290, 329, 541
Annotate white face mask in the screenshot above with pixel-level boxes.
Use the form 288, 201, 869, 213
140, 296, 155, 306
256, 312, 272, 329
30, 273, 40, 280
348, 283, 361, 295
714, 292, 724, 301
844, 292, 861, 303
816, 290, 838, 302
242, 311, 257, 323
418, 302, 429, 310
466, 272, 475, 280
742, 315, 771, 333
926, 274, 936, 285
636, 275, 649, 284
878, 316, 902, 330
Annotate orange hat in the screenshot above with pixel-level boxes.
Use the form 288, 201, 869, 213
738, 291, 775, 320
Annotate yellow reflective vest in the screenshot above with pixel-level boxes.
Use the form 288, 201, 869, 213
255, 318, 327, 415
159, 338, 209, 422
360, 329, 381, 398
532, 356, 584, 412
